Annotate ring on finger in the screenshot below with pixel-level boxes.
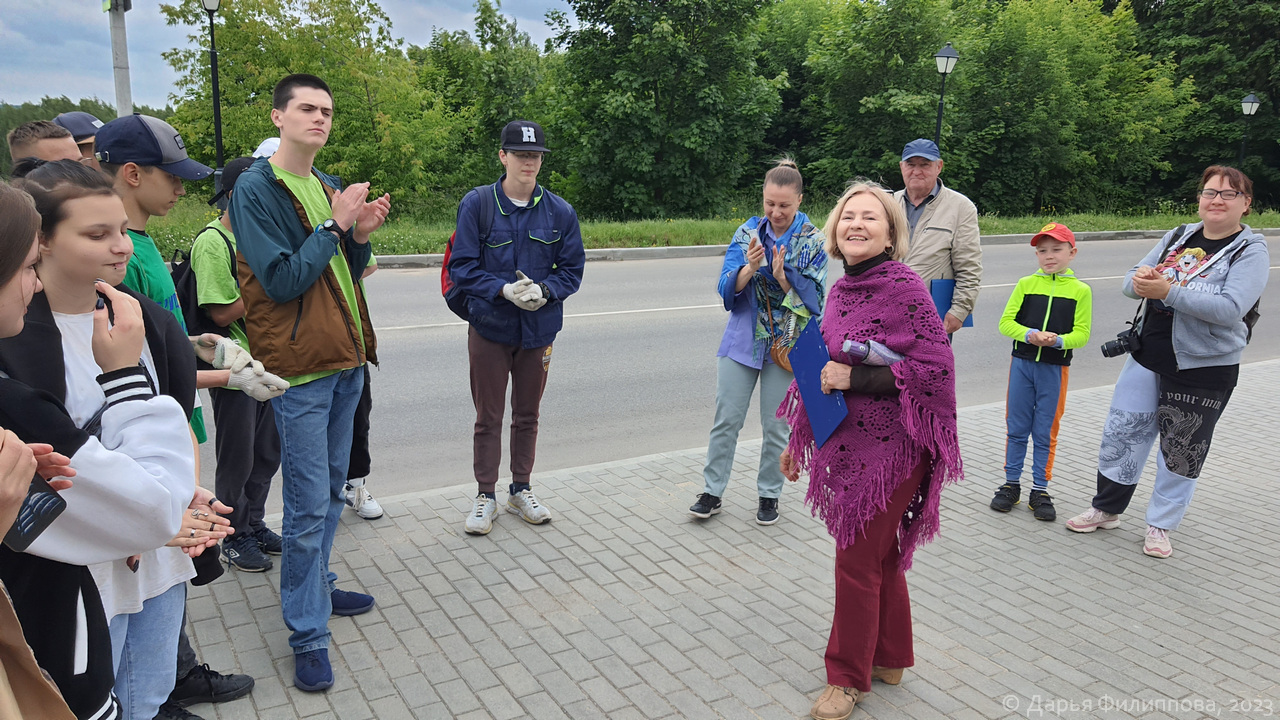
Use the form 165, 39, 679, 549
189, 529, 196, 538
209, 522, 215, 532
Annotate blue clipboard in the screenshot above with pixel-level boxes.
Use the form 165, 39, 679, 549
930, 279, 974, 327
790, 320, 848, 449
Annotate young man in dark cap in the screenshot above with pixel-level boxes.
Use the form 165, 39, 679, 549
447, 120, 586, 536
51, 111, 104, 169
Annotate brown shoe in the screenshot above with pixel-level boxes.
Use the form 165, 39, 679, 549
810, 684, 860, 720
872, 666, 904, 685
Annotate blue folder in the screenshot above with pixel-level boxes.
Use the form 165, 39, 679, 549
930, 278, 974, 327
789, 320, 848, 449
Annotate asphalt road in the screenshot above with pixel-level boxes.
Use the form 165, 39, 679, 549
202, 238, 1280, 511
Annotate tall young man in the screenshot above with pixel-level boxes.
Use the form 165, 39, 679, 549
447, 120, 585, 536
51, 111, 105, 169
230, 74, 389, 692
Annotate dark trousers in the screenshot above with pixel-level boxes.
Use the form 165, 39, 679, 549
468, 327, 550, 494
210, 387, 280, 536
348, 365, 373, 480
826, 459, 926, 692
176, 607, 197, 681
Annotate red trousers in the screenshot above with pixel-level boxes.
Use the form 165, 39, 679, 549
825, 458, 926, 691
469, 328, 551, 493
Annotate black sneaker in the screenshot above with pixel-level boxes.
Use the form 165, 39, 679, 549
756, 497, 779, 525
1028, 490, 1056, 521
155, 701, 205, 719
989, 484, 1020, 513
221, 534, 272, 572
166, 664, 254, 707
689, 493, 722, 519
254, 526, 283, 556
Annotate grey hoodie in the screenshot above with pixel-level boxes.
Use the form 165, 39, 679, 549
1123, 222, 1269, 370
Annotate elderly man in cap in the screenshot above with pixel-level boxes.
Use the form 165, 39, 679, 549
894, 138, 982, 334
51, 111, 105, 169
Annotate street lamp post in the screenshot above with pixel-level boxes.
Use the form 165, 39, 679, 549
1240, 93, 1260, 165
933, 42, 959, 147
202, 0, 224, 199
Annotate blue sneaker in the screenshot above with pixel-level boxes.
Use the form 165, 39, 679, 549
293, 649, 333, 692
330, 588, 375, 617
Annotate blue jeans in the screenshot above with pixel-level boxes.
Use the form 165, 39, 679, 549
1004, 357, 1069, 489
109, 582, 186, 720
703, 356, 791, 499
272, 365, 364, 653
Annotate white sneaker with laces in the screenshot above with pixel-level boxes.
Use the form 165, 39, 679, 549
343, 479, 384, 519
465, 494, 498, 535
507, 488, 552, 525
1143, 526, 1173, 558
1065, 506, 1121, 533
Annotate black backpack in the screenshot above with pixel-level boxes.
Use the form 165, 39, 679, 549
171, 225, 239, 338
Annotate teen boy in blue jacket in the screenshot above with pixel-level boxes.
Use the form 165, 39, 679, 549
447, 120, 585, 536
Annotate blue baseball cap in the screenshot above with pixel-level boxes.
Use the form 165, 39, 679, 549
901, 138, 941, 162
94, 113, 213, 181
51, 111, 104, 143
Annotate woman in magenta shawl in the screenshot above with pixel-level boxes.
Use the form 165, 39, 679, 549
778, 181, 962, 720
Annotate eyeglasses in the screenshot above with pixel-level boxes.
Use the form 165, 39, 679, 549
1198, 188, 1246, 200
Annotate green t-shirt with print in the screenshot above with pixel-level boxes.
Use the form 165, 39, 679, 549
189, 219, 250, 352
271, 163, 365, 386
124, 229, 207, 443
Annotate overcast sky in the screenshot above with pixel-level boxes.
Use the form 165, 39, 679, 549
0, 0, 563, 109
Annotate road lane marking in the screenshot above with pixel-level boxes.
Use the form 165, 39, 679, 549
378, 303, 722, 331
380, 267, 1280, 331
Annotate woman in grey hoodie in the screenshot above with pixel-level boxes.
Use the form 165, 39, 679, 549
1065, 165, 1269, 559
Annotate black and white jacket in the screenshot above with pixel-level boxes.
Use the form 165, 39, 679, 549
0, 288, 195, 720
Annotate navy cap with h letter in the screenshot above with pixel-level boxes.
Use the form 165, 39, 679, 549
501, 120, 549, 153
94, 113, 213, 180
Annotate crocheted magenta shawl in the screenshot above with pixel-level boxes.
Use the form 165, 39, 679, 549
777, 260, 963, 569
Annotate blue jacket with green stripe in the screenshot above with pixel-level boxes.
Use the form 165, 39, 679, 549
999, 268, 1093, 366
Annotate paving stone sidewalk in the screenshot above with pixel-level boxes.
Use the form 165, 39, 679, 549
186, 360, 1280, 720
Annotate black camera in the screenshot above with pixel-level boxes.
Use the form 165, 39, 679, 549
1100, 327, 1142, 358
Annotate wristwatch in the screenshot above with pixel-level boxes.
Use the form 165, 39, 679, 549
320, 218, 350, 239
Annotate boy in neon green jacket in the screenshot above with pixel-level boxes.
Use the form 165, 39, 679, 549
991, 223, 1092, 520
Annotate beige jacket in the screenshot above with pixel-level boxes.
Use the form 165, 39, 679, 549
895, 181, 983, 323
0, 583, 74, 720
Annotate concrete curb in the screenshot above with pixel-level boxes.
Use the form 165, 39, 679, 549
376, 227, 1280, 269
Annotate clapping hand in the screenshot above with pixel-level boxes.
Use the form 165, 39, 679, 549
1132, 266, 1171, 300
746, 238, 765, 272
355, 193, 392, 242
771, 242, 790, 291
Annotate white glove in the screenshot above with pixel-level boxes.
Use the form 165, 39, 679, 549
515, 282, 548, 311
205, 336, 254, 373
502, 278, 535, 305
841, 339, 903, 367
228, 363, 290, 401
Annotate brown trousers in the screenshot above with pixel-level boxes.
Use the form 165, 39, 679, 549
825, 459, 927, 692
469, 328, 551, 493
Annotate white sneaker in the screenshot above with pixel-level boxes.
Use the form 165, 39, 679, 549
465, 494, 497, 535
507, 488, 552, 525
343, 479, 384, 519
1143, 526, 1173, 558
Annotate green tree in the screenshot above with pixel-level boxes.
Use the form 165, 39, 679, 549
553, 0, 782, 218
753, 0, 836, 171
160, 0, 463, 218
1, 96, 171, 174
949, 0, 1194, 214
803, 0, 952, 194
1140, 0, 1280, 206
407, 1, 555, 190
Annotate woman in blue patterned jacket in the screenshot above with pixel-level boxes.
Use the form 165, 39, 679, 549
689, 158, 828, 526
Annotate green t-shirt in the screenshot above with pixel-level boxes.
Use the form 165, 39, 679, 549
271, 163, 366, 386
189, 219, 250, 352
124, 229, 207, 443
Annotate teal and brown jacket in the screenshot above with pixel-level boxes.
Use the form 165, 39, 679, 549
999, 268, 1093, 366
